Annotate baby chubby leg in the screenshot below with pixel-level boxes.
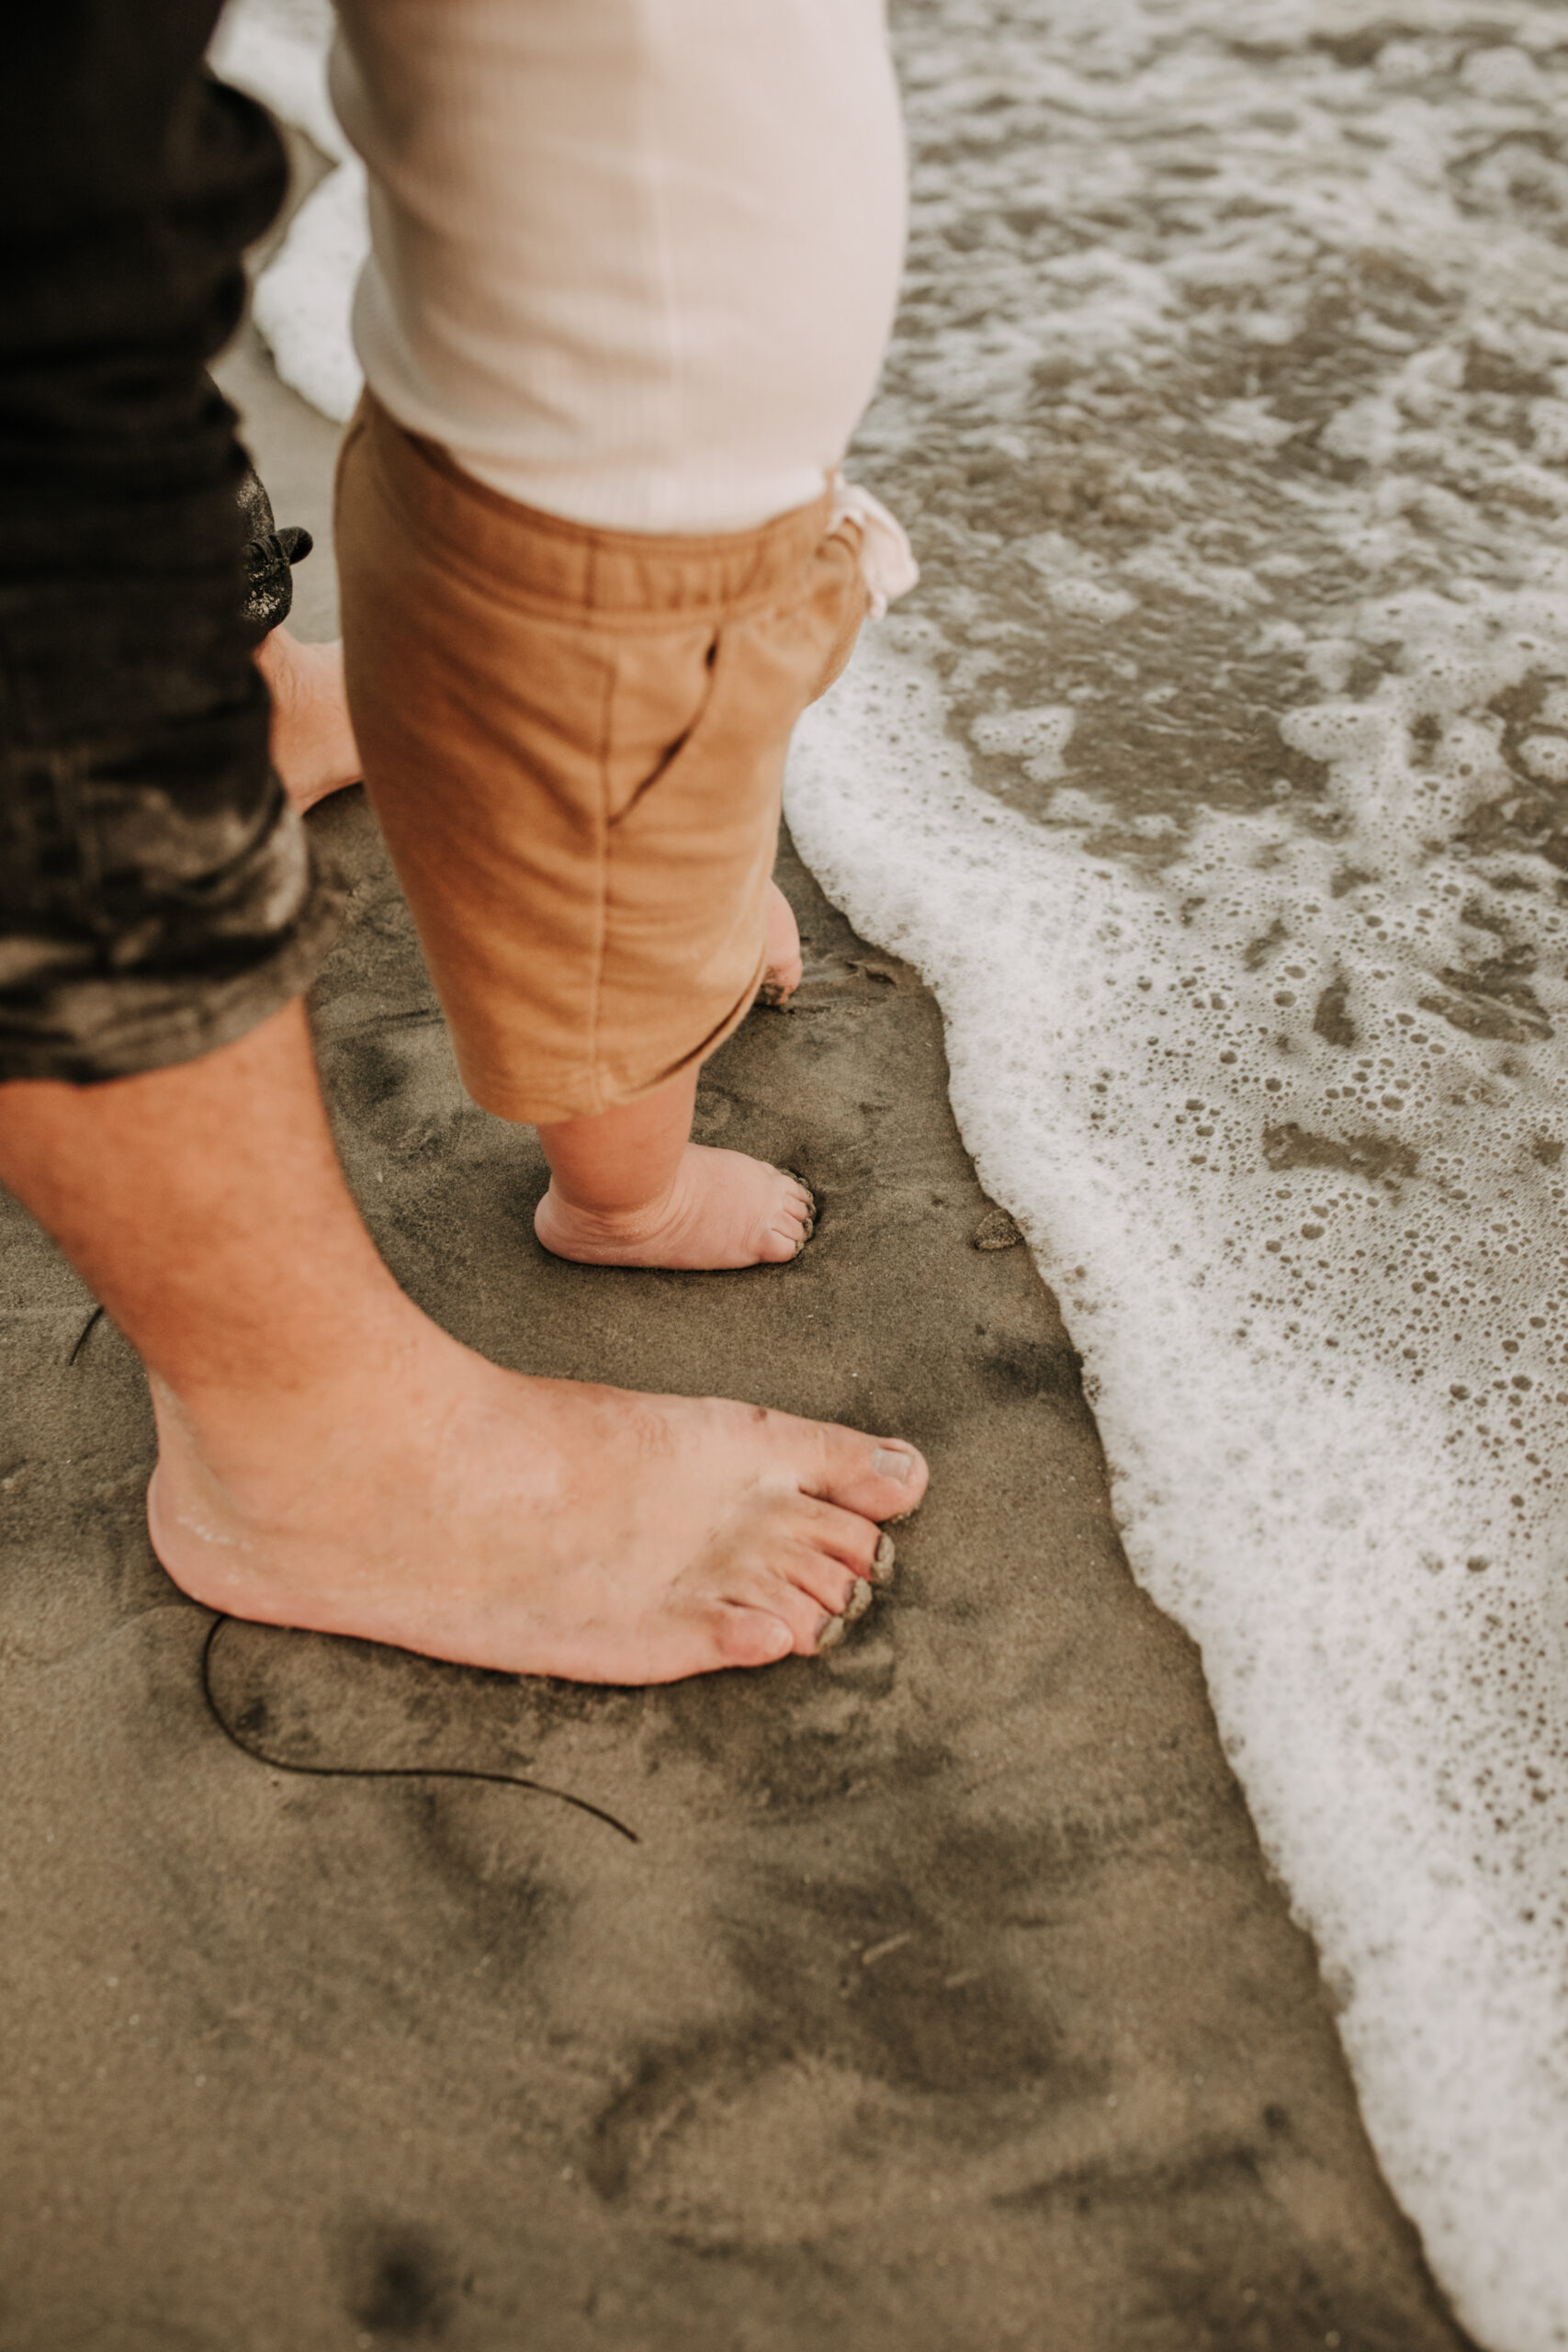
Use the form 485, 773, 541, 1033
535, 1066, 815, 1270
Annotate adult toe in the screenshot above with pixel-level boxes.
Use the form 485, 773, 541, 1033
709, 1604, 796, 1668
789, 1494, 885, 1573
779, 1539, 870, 1619
720, 1559, 851, 1657
807, 1422, 929, 1521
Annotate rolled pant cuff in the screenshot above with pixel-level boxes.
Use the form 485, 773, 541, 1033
0, 843, 345, 1087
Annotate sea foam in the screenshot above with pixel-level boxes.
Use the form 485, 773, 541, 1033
789, 616, 1568, 2348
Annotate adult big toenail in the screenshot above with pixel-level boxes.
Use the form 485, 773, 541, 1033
845, 1577, 874, 1621
870, 1531, 896, 1585
873, 1447, 912, 1482
816, 1612, 848, 1653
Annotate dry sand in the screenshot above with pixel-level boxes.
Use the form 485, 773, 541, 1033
0, 334, 1476, 2351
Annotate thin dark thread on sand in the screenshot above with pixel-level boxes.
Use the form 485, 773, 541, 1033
198, 1618, 640, 1842
68, 1305, 105, 1364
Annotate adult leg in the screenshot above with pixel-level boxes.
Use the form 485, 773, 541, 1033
3, 11, 922, 1684
0, 1002, 920, 1681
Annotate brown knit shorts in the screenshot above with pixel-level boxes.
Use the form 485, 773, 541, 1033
334, 395, 867, 1125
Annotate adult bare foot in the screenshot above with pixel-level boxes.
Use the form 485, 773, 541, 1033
0, 1002, 923, 1688
760, 880, 805, 1005
254, 628, 361, 813
148, 1329, 919, 1681
535, 1148, 814, 1269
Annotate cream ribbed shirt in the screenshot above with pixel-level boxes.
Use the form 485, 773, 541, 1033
329, 0, 908, 535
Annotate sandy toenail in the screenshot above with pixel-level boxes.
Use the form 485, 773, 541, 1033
869, 1531, 896, 1586
816, 1611, 848, 1653
784, 1174, 817, 1257
872, 1446, 914, 1484
844, 1576, 874, 1621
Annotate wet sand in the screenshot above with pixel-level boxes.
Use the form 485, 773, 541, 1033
0, 337, 1475, 2350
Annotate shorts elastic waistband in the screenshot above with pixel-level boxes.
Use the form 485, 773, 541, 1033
355, 392, 835, 623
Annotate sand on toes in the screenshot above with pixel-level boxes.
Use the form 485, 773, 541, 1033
535, 1147, 816, 1270
145, 1355, 922, 1684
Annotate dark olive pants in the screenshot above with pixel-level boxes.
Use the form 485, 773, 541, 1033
0, 2, 340, 1083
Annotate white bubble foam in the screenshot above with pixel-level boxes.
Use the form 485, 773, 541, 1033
969, 705, 1077, 780
1044, 576, 1138, 624
210, 0, 347, 164
249, 157, 367, 424
789, 616, 1568, 2348
210, 0, 366, 421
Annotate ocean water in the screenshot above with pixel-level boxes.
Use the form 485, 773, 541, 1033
214, 3, 1568, 2344
211, 0, 366, 421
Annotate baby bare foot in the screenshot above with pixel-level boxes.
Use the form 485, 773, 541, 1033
535, 1147, 814, 1270
147, 1339, 926, 1683
760, 881, 805, 1005
254, 628, 362, 813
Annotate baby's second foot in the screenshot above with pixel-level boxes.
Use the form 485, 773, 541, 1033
256, 628, 362, 814
535, 1148, 815, 1270
759, 882, 805, 1005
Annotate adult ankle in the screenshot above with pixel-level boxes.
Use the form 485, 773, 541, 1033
150, 1310, 434, 1472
